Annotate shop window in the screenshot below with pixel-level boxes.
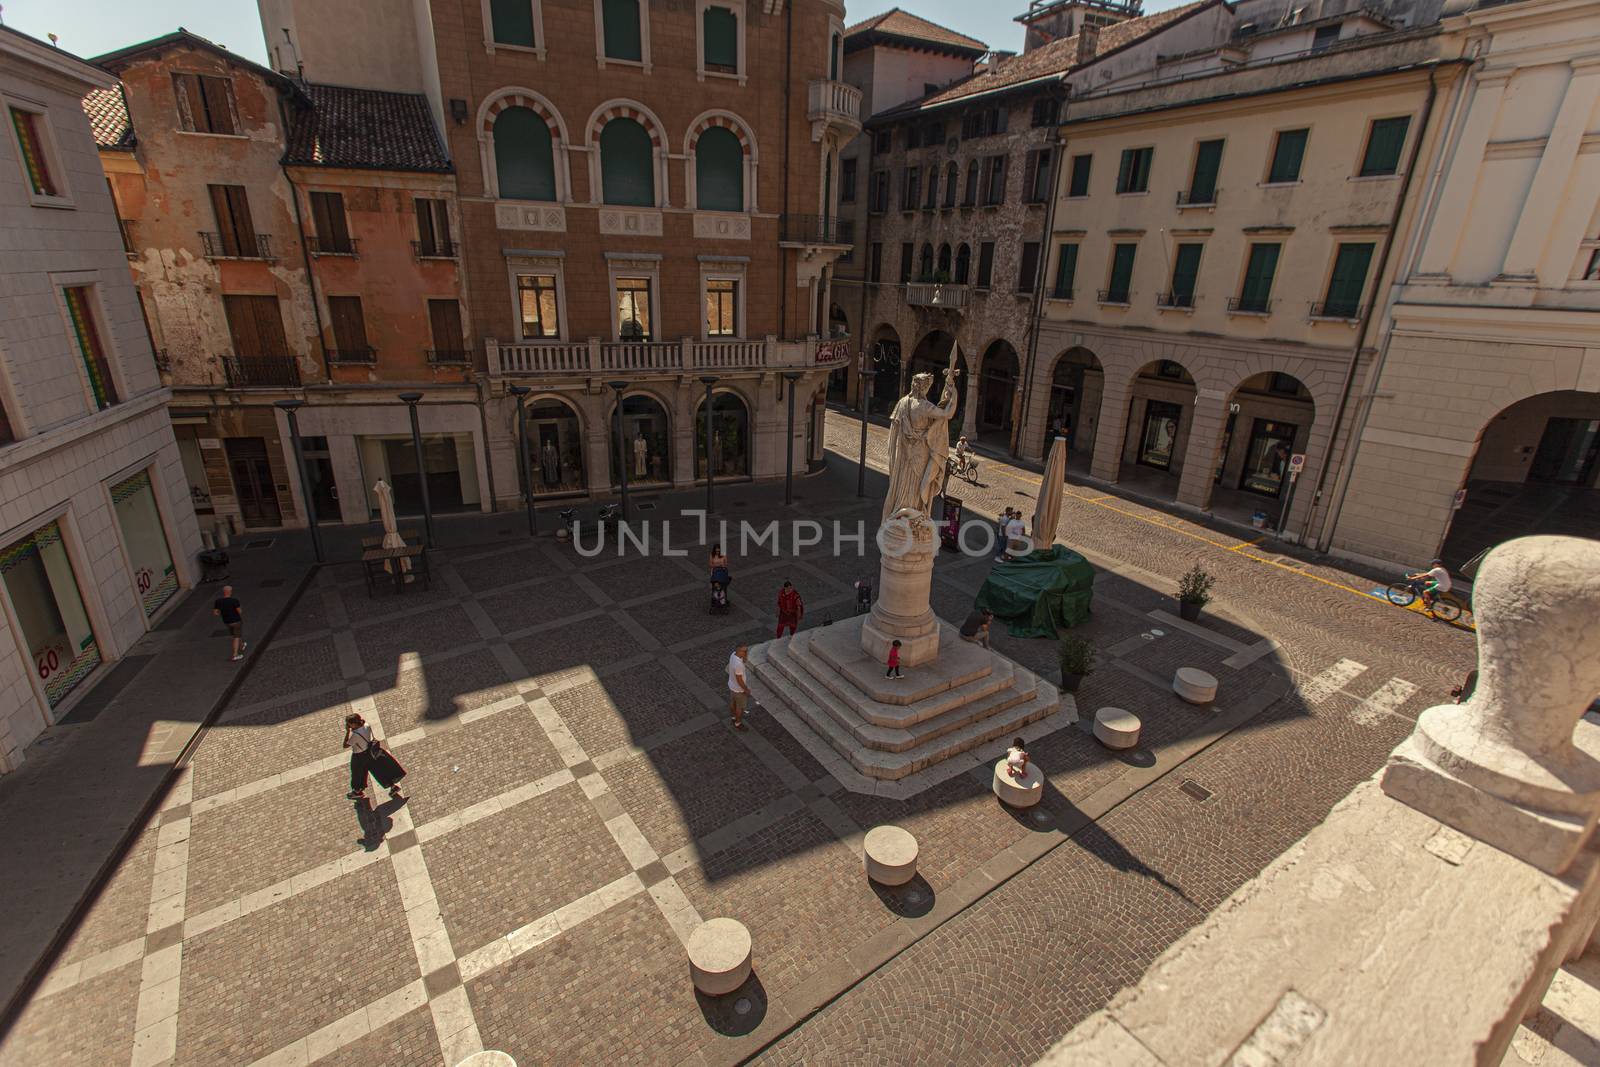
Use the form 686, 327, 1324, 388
705, 278, 739, 336
309, 191, 354, 254
1067, 153, 1091, 197
172, 73, 236, 135
695, 126, 743, 211
1017, 241, 1040, 293
1116, 146, 1153, 194
491, 0, 538, 47
9, 105, 60, 198
495, 107, 557, 201
327, 296, 372, 362
370, 434, 476, 515
1267, 129, 1308, 183
610, 394, 671, 485
1360, 116, 1410, 177
1138, 401, 1182, 470
703, 5, 738, 72
1, 521, 101, 710
111, 470, 178, 618
1052, 243, 1077, 298
976, 242, 995, 288
602, 0, 643, 61
615, 276, 653, 340
696, 391, 751, 478
528, 400, 586, 494
600, 118, 655, 207
415, 197, 454, 256
517, 273, 561, 339
1240, 419, 1297, 496
63, 286, 119, 410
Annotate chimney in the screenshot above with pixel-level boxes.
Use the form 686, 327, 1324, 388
1076, 23, 1100, 64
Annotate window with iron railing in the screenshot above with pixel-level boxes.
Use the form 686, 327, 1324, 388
1052, 243, 1077, 299
1234, 243, 1280, 313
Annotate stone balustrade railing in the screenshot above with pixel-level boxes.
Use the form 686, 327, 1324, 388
1039, 535, 1600, 1067
485, 336, 819, 376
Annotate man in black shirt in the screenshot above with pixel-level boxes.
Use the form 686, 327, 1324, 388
959, 608, 993, 649
213, 585, 246, 662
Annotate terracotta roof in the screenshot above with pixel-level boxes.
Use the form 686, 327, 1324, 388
83, 85, 136, 150
883, 0, 1212, 115
844, 8, 988, 54
91, 28, 296, 94
284, 83, 452, 173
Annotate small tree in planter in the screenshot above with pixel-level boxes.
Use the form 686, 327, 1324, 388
1057, 634, 1095, 693
1177, 564, 1215, 622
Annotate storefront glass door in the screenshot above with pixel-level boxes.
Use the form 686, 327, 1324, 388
110, 470, 178, 618
2, 521, 101, 710
1239, 418, 1298, 497
1138, 401, 1183, 470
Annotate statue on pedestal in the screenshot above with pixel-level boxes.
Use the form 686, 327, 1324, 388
882, 346, 961, 525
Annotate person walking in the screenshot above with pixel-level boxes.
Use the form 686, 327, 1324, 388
776, 580, 804, 638
727, 644, 751, 730
344, 713, 405, 801
212, 584, 246, 661
959, 608, 994, 649
886, 639, 903, 679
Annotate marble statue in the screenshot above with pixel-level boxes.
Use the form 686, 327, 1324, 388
882, 342, 961, 523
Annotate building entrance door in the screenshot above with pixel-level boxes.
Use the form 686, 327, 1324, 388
1529, 417, 1600, 485
224, 437, 282, 527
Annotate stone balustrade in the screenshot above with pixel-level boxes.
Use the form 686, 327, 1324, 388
485, 336, 819, 376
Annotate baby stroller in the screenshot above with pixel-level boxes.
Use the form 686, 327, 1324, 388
710, 564, 732, 614
854, 579, 872, 616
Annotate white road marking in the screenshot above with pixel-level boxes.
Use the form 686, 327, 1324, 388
1297, 659, 1368, 706
1350, 678, 1420, 726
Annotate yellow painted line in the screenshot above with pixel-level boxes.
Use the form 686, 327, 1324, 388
1229, 537, 1267, 552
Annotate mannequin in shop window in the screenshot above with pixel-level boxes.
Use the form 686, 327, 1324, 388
541, 439, 560, 487
633, 431, 648, 477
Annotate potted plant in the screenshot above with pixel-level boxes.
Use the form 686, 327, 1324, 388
1057, 634, 1095, 693
1177, 564, 1215, 622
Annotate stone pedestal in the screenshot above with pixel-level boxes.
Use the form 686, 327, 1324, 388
993, 760, 1044, 807
864, 825, 919, 885
861, 510, 940, 667
687, 917, 753, 995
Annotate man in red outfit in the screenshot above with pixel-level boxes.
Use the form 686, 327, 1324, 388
776, 579, 804, 637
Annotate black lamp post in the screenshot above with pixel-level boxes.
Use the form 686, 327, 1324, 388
856, 358, 874, 499
607, 380, 630, 522
509, 384, 536, 535
398, 392, 435, 548
700, 375, 718, 514
782, 371, 802, 506
274, 398, 323, 562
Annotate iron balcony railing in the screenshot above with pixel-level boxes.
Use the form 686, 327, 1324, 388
1176, 189, 1220, 207
222, 355, 301, 388
1309, 300, 1364, 320
779, 214, 854, 245
412, 238, 458, 259
1098, 288, 1132, 305
426, 348, 470, 365
306, 234, 358, 256
199, 232, 275, 260
1228, 296, 1273, 314
328, 346, 377, 364
1157, 291, 1196, 309
1051, 286, 1074, 301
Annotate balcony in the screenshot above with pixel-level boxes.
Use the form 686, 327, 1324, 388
306, 234, 358, 257
779, 214, 853, 246
1175, 189, 1219, 208
487, 337, 815, 376
906, 282, 970, 311
1097, 288, 1132, 306
199, 232, 275, 261
1227, 296, 1273, 315
1156, 291, 1196, 309
807, 79, 862, 142
412, 239, 458, 260
327, 346, 376, 364
1309, 300, 1364, 321
1050, 287, 1074, 301
426, 348, 471, 365
222, 355, 300, 388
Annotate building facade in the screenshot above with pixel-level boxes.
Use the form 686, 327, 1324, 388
0, 27, 200, 771
260, 0, 856, 503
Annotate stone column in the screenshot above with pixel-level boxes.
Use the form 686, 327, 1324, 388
1176, 390, 1229, 512
960, 373, 978, 441
1090, 369, 1132, 483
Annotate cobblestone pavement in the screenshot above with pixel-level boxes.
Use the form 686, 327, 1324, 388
0, 410, 1474, 1066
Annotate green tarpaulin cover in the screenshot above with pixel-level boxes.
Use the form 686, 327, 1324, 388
973, 545, 1095, 638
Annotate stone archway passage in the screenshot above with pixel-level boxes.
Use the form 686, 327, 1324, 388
978, 341, 1019, 443
1115, 359, 1197, 503
1047, 347, 1104, 465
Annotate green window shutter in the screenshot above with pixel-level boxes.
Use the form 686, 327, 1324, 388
695, 127, 743, 211
1360, 117, 1410, 176
1108, 243, 1136, 300
1239, 243, 1280, 310
1068, 154, 1090, 197
1189, 140, 1222, 203
1323, 242, 1374, 316
1268, 129, 1307, 183
704, 6, 737, 69
1170, 243, 1202, 304
1053, 243, 1078, 297
494, 107, 556, 201
600, 119, 654, 205
1116, 149, 1134, 192
491, 0, 535, 46
603, 0, 642, 61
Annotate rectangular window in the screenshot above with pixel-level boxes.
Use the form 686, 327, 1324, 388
1236, 243, 1281, 313
870, 242, 883, 283
983, 155, 1006, 205
899, 243, 913, 283
1105, 243, 1136, 303
873, 130, 891, 155
491, 0, 537, 46
1311, 23, 1341, 52
9, 107, 58, 197
1321, 242, 1375, 318
208, 184, 258, 257
223, 294, 290, 359
63, 286, 118, 410
923, 165, 938, 210
517, 274, 560, 338
614, 277, 652, 340
1360, 116, 1410, 177
1169, 243, 1203, 307
172, 73, 236, 135
428, 298, 466, 357
1017, 241, 1040, 293
1067, 153, 1091, 198
703, 5, 738, 71
1267, 129, 1308, 183
602, 0, 643, 61
415, 197, 453, 256
906, 125, 921, 150
922, 120, 945, 146
1025, 149, 1052, 203
1116, 147, 1153, 193
1187, 139, 1223, 204
3, 520, 102, 709
869, 170, 889, 214
1031, 98, 1060, 128
1052, 243, 1078, 299
705, 278, 738, 336
308, 191, 353, 254
327, 296, 372, 361
840, 158, 857, 203
976, 242, 995, 288
900, 167, 920, 211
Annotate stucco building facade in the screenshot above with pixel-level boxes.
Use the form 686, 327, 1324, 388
0, 27, 200, 771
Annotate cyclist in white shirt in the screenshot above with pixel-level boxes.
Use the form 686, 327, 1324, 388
1404, 558, 1452, 609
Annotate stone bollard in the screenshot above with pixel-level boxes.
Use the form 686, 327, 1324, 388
1383, 535, 1600, 876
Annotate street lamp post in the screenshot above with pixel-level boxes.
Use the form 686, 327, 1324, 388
782, 371, 802, 506
398, 392, 435, 548
274, 398, 323, 562
509, 384, 536, 536
700, 375, 718, 514
607, 380, 630, 522
856, 359, 874, 499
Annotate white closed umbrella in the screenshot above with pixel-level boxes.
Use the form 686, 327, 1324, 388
1032, 435, 1067, 553
374, 480, 410, 574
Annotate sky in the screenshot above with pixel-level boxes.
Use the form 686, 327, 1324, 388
2, 0, 1193, 66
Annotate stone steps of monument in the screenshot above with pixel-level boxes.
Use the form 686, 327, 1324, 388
780, 629, 1019, 728
1502, 950, 1600, 1067
807, 627, 995, 706
764, 637, 1039, 754
747, 655, 1062, 781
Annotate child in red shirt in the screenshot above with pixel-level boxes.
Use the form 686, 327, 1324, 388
886, 639, 902, 679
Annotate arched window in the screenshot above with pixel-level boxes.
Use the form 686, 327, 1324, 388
944, 162, 958, 207
600, 118, 654, 206
964, 160, 979, 206
696, 127, 743, 211
955, 243, 971, 284
494, 106, 556, 201
937, 243, 952, 276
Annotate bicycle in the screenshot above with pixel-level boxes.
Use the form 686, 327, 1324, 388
947, 450, 979, 484
1385, 578, 1466, 622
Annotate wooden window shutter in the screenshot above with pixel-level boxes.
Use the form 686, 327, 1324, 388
198, 76, 237, 134
428, 299, 463, 353
328, 296, 368, 355
173, 73, 202, 131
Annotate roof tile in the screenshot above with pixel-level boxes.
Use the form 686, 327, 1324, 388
845, 8, 987, 53
82, 85, 136, 149
284, 83, 451, 173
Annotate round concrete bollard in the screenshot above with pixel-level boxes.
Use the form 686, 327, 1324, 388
864, 824, 919, 886
992, 759, 1043, 807
1173, 667, 1219, 705
1093, 707, 1142, 750
455, 1053, 516, 1067
687, 917, 752, 996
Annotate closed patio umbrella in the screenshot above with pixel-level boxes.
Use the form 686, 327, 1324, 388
1032, 435, 1067, 553
374, 480, 410, 575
